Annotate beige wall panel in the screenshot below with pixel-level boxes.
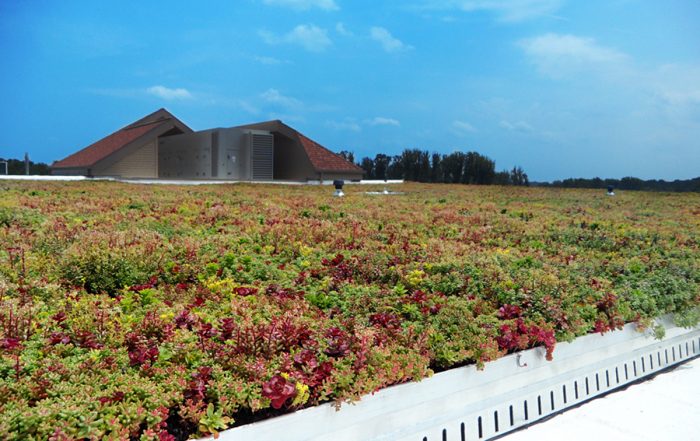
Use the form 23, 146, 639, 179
95, 141, 157, 178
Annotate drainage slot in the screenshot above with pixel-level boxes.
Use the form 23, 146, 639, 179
672, 346, 676, 361
537, 396, 542, 416
624, 364, 629, 380
509, 405, 514, 426
494, 411, 499, 432
606, 370, 610, 387
562, 385, 567, 404
461, 422, 466, 441
585, 377, 590, 395
478, 416, 483, 439
423, 437, 427, 441
641, 357, 646, 373
658, 351, 662, 366
633, 361, 638, 377
550, 390, 555, 410
574, 381, 579, 399
595, 373, 600, 391
649, 354, 654, 370
665, 349, 669, 364
442, 428, 447, 441
615, 367, 620, 384
524, 401, 529, 421
686, 342, 690, 357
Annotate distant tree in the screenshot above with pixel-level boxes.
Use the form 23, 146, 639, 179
537, 176, 700, 192
509, 166, 529, 186
620, 176, 644, 190
360, 157, 374, 179
441, 152, 465, 183
374, 154, 391, 181
346, 148, 534, 187
338, 150, 355, 164
391, 149, 432, 182
494, 170, 511, 185
430, 153, 442, 183
463, 152, 495, 185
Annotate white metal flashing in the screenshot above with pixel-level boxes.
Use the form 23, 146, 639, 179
203, 317, 699, 441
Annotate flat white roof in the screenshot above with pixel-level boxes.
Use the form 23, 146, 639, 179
502, 356, 700, 441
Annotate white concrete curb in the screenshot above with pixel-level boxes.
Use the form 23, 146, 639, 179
199, 317, 699, 441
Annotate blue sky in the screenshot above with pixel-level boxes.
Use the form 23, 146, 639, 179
1, 0, 699, 180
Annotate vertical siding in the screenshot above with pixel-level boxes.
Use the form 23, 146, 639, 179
97, 141, 157, 178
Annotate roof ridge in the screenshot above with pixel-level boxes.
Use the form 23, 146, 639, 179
124, 118, 171, 130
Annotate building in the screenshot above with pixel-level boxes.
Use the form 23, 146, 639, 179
52, 109, 364, 182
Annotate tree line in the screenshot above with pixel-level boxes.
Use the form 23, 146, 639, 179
4, 153, 697, 192
0, 157, 51, 175
340, 150, 529, 186
534, 176, 700, 193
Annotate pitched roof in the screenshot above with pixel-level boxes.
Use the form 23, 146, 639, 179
52, 108, 190, 169
296, 132, 363, 173
236, 120, 363, 174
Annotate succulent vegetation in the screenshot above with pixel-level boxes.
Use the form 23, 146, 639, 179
0, 181, 698, 440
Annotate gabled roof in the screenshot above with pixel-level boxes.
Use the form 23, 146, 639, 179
52, 108, 191, 169
236, 120, 363, 174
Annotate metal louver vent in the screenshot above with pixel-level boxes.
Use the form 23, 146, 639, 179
251, 133, 273, 180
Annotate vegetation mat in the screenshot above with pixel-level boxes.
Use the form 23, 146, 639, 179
0, 181, 698, 440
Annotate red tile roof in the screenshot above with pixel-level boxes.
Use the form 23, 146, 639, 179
52, 120, 166, 168
296, 132, 363, 173
53, 108, 191, 169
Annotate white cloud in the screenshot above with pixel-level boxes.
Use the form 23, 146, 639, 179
452, 120, 477, 133
500, 120, 534, 132
370, 27, 412, 53
368, 116, 401, 127
419, 0, 563, 22
336, 22, 353, 36
519, 33, 628, 78
327, 119, 362, 131
262, 0, 339, 11
652, 64, 700, 107
261, 88, 303, 109
460, 0, 563, 22
254, 55, 286, 65
146, 85, 192, 100
260, 25, 332, 52
520, 34, 700, 109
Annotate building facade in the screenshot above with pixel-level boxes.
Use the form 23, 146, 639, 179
52, 109, 364, 182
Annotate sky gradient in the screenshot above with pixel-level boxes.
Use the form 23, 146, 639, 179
1, 0, 699, 181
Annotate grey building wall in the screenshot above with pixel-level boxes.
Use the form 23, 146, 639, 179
158, 131, 214, 179
158, 128, 273, 180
